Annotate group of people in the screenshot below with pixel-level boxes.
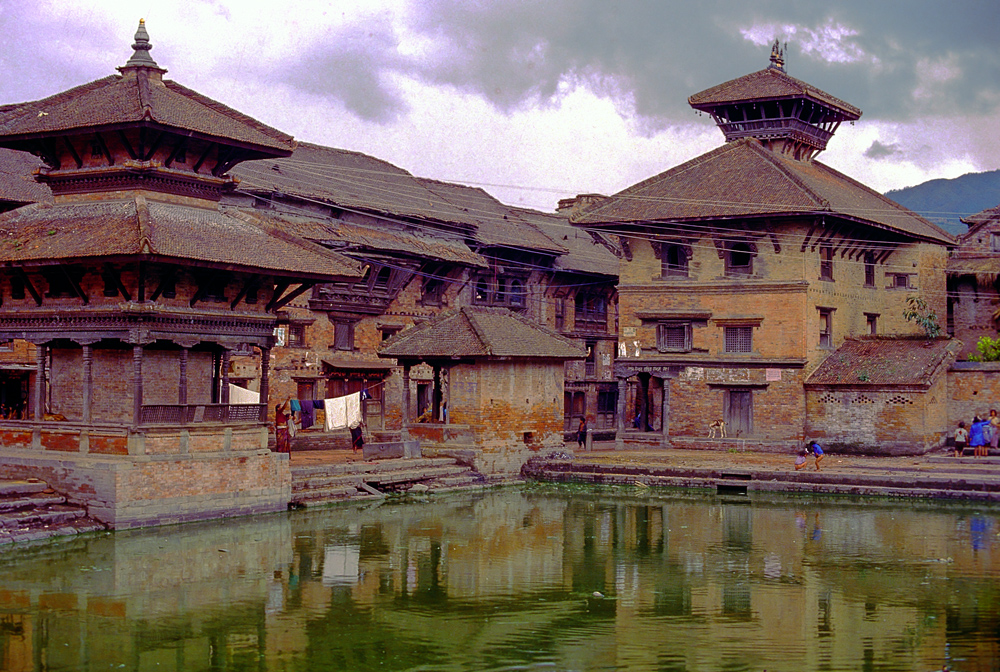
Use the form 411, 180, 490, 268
953, 409, 999, 458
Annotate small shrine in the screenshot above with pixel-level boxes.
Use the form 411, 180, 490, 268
378, 306, 584, 474
0, 21, 361, 528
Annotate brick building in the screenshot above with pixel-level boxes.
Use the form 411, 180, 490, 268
947, 205, 1000, 359
0, 22, 362, 527
224, 144, 619, 440
378, 306, 585, 473
572, 43, 954, 451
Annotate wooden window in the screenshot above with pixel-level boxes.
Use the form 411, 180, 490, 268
657, 322, 691, 352
724, 326, 753, 354
287, 324, 307, 348
864, 253, 876, 287
507, 278, 526, 308
420, 277, 445, 306
661, 244, 689, 278
574, 293, 608, 332
726, 243, 754, 276
820, 246, 834, 281
333, 322, 355, 351
379, 326, 401, 342
818, 308, 833, 348
891, 273, 910, 289
585, 341, 597, 377
296, 380, 315, 402
555, 299, 565, 332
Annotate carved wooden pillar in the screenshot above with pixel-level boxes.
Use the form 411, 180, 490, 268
132, 344, 144, 426
221, 349, 231, 404
34, 344, 46, 421
401, 363, 411, 440
259, 347, 270, 423
637, 372, 650, 432
616, 376, 627, 450
82, 344, 93, 423
178, 347, 189, 405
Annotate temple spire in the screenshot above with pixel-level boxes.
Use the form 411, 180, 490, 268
768, 39, 785, 72
121, 19, 164, 71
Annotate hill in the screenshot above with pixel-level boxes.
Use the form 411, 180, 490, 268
886, 169, 1000, 237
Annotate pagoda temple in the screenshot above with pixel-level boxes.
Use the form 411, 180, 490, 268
0, 21, 362, 527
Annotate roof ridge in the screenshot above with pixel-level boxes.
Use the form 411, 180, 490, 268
753, 142, 829, 209
162, 80, 294, 147
461, 307, 493, 356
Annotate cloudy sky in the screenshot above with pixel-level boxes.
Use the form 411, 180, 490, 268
1, 0, 997, 211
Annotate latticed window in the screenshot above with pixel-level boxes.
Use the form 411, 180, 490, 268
724, 326, 753, 353
657, 323, 691, 352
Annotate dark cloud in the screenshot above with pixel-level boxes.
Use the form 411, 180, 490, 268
273, 0, 1000, 130
279, 18, 408, 124
864, 141, 901, 160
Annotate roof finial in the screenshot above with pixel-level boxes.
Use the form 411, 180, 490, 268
769, 39, 785, 72
122, 19, 161, 69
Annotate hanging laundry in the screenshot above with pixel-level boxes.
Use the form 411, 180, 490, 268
324, 395, 347, 432
289, 399, 301, 413
345, 392, 362, 429
228, 384, 259, 405
300, 400, 316, 430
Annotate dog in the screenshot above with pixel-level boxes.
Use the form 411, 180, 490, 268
708, 419, 726, 438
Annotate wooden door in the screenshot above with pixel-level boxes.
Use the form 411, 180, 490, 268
724, 390, 753, 438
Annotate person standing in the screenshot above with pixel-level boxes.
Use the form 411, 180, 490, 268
577, 416, 588, 449
274, 401, 291, 454
970, 415, 989, 457
989, 409, 999, 456
807, 441, 825, 471
954, 421, 968, 458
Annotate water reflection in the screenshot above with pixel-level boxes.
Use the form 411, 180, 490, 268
1, 487, 999, 671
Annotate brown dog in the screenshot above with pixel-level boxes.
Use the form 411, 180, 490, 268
708, 419, 726, 438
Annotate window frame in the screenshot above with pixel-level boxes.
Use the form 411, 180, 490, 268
820, 245, 834, 281
724, 325, 754, 354
661, 243, 689, 278
818, 308, 834, 349
657, 322, 692, 353
864, 252, 876, 287
725, 242, 754, 277
333, 321, 355, 351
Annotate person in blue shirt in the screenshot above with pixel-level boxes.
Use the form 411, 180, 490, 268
807, 441, 825, 471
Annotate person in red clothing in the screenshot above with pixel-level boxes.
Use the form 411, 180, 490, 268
274, 401, 291, 453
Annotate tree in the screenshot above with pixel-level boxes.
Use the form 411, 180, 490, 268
902, 296, 942, 339
968, 335, 1000, 362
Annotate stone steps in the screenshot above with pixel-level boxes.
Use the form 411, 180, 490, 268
290, 456, 486, 507
0, 479, 106, 548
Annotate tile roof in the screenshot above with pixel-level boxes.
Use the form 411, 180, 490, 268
0, 196, 362, 280
0, 149, 48, 205
0, 72, 294, 154
512, 207, 619, 276
378, 306, 586, 360
233, 143, 565, 253
251, 209, 487, 267
688, 67, 861, 119
417, 179, 565, 253
806, 338, 961, 387
572, 139, 954, 245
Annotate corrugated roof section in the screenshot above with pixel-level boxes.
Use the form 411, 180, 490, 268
806, 338, 961, 387
378, 306, 586, 360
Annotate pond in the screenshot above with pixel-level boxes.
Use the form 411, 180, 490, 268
0, 485, 998, 672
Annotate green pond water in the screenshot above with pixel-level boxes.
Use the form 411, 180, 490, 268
1, 485, 998, 672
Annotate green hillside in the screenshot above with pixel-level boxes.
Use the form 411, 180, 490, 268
886, 169, 1000, 237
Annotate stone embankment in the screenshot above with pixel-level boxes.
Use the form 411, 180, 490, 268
523, 449, 1000, 502
0, 479, 106, 546
291, 454, 494, 507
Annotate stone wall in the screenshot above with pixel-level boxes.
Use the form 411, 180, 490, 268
948, 362, 1000, 428
804, 378, 949, 455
